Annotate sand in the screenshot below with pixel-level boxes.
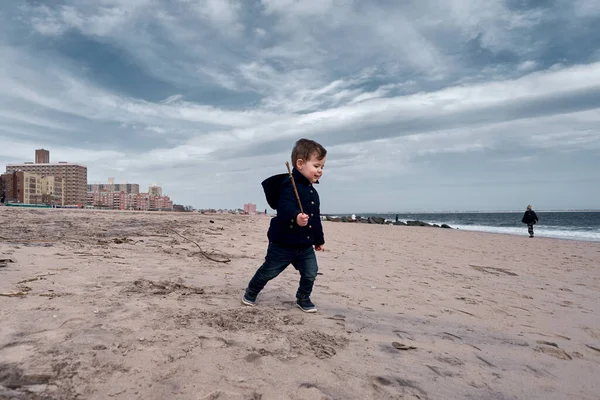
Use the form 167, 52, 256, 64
1, 207, 599, 400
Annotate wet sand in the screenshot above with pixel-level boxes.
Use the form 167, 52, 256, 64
1, 207, 599, 399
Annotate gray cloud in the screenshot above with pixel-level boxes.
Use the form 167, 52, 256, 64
1, 0, 599, 211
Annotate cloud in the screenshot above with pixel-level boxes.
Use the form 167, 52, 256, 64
1, 0, 599, 211
573, 0, 600, 17
518, 60, 538, 72
210, 62, 600, 161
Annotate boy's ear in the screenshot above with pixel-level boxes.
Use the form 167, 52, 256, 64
295, 159, 304, 169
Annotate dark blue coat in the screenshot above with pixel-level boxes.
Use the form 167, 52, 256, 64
521, 210, 539, 224
262, 168, 324, 247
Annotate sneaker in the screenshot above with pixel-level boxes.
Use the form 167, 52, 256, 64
296, 297, 317, 313
241, 291, 256, 307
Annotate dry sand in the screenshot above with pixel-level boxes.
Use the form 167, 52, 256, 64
1, 208, 599, 400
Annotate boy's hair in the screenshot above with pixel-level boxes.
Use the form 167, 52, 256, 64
291, 138, 327, 166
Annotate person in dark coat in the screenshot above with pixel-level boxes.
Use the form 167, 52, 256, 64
242, 139, 327, 313
521, 205, 539, 238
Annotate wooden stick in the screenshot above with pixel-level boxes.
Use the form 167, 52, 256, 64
285, 162, 304, 214
16, 273, 56, 285
0, 291, 29, 297
167, 228, 231, 263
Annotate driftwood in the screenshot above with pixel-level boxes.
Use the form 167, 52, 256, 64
586, 344, 600, 353
0, 291, 29, 297
167, 228, 231, 264
17, 273, 56, 284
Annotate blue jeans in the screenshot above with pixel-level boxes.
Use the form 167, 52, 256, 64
246, 243, 318, 299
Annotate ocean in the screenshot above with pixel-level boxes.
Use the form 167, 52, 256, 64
350, 212, 600, 242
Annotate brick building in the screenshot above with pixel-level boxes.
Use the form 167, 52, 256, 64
88, 181, 140, 194
86, 191, 173, 211
148, 184, 163, 197
7, 150, 87, 205
35, 149, 50, 164
244, 203, 257, 214
1, 172, 16, 203
86, 179, 171, 210
0, 172, 64, 205
0, 171, 41, 204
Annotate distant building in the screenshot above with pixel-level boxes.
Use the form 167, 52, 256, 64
35, 149, 50, 164
88, 180, 140, 194
6, 150, 87, 205
86, 191, 173, 211
41, 176, 65, 205
1, 171, 64, 205
1, 171, 41, 204
86, 179, 172, 211
244, 203, 257, 214
149, 184, 162, 197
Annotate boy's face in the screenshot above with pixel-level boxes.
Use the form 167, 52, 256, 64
296, 153, 326, 184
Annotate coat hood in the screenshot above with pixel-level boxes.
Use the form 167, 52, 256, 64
261, 173, 289, 210
261, 168, 318, 210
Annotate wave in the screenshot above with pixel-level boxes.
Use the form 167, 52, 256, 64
325, 214, 600, 242
431, 223, 600, 242
385, 218, 600, 241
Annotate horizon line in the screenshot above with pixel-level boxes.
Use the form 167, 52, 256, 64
322, 209, 600, 214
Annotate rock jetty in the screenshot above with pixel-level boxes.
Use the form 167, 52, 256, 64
324, 216, 453, 229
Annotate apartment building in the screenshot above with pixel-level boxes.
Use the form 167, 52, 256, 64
88, 181, 140, 194
1, 173, 14, 203
0, 171, 41, 204
6, 150, 87, 205
148, 184, 162, 197
244, 203, 257, 214
86, 178, 172, 211
1, 172, 64, 205
41, 176, 65, 205
87, 191, 173, 211
35, 149, 50, 164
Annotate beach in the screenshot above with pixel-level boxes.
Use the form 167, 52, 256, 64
1, 208, 599, 400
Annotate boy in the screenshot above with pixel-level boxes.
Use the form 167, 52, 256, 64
242, 138, 327, 313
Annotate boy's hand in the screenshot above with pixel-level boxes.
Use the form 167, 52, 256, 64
315, 245, 324, 251
296, 213, 309, 227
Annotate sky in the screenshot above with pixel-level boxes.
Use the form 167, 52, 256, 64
1, 0, 599, 213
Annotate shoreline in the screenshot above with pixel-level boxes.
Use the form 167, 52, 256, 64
331, 209, 600, 214
324, 219, 600, 244
322, 212, 600, 243
441, 224, 600, 243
